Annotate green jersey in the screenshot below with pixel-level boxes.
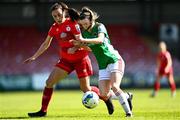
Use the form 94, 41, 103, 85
82, 22, 120, 69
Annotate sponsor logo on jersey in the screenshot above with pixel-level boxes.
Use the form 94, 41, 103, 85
66, 26, 71, 31
60, 32, 67, 38
75, 24, 81, 32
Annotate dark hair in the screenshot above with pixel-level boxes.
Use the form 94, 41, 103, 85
67, 8, 80, 21
51, 3, 61, 12
79, 7, 99, 21
50, 2, 79, 21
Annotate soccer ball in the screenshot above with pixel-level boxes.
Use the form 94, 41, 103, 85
82, 91, 99, 109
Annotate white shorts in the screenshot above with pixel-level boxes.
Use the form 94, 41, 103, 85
98, 58, 125, 81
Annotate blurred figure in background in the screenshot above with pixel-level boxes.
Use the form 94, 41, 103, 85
151, 41, 176, 97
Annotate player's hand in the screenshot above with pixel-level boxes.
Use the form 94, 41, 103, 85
23, 57, 36, 64
80, 46, 92, 52
69, 39, 81, 46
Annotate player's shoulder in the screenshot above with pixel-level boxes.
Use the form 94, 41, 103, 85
50, 22, 58, 30
96, 22, 104, 27
96, 22, 107, 31
65, 18, 77, 25
166, 51, 171, 54
165, 51, 171, 56
51, 22, 58, 27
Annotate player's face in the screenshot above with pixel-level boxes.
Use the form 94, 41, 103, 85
159, 42, 166, 52
79, 18, 91, 30
52, 8, 63, 24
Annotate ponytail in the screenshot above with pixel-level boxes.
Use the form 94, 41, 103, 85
50, 2, 80, 22
67, 8, 80, 21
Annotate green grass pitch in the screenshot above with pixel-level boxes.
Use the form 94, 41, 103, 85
0, 89, 180, 120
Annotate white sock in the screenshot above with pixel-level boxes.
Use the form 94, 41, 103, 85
109, 90, 119, 100
110, 90, 129, 100
125, 92, 130, 99
116, 92, 132, 114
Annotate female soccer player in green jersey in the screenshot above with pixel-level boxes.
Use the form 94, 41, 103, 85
70, 7, 133, 117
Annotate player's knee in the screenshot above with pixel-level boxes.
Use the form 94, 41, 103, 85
46, 79, 54, 88
111, 84, 119, 92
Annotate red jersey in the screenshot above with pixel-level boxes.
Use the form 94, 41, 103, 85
157, 51, 172, 69
48, 18, 88, 62
157, 51, 173, 75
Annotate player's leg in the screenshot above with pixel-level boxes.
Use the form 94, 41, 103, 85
79, 76, 91, 92
98, 79, 114, 115
167, 72, 176, 97
28, 59, 72, 117
75, 56, 96, 92
76, 56, 114, 115
151, 74, 161, 97
109, 59, 132, 117
110, 72, 132, 117
28, 67, 68, 117
75, 56, 101, 95
79, 76, 102, 100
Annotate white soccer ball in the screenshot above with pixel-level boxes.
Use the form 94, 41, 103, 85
82, 91, 99, 109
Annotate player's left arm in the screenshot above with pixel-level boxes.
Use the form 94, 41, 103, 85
68, 23, 92, 54
165, 53, 172, 72
67, 43, 91, 54
75, 32, 104, 44
74, 23, 106, 44
69, 33, 103, 53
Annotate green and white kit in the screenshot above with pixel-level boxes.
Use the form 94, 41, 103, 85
82, 22, 125, 80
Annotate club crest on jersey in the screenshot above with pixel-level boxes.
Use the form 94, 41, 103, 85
60, 32, 67, 38
66, 26, 71, 31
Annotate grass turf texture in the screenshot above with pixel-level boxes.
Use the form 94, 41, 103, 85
0, 89, 180, 120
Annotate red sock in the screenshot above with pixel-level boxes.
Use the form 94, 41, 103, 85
91, 86, 107, 101
40, 87, 53, 112
154, 81, 160, 91
91, 86, 100, 96
169, 83, 176, 92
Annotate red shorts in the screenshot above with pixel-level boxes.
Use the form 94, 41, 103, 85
158, 67, 173, 76
55, 56, 93, 78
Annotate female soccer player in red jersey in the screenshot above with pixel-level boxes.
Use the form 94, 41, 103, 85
24, 2, 106, 117
151, 41, 176, 97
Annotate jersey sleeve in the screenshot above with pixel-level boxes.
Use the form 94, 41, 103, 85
98, 24, 107, 35
48, 26, 55, 37
71, 22, 81, 35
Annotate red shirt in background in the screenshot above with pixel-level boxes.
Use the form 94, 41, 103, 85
157, 51, 173, 75
48, 18, 88, 62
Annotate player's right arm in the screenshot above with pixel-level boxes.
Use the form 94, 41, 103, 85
24, 35, 53, 63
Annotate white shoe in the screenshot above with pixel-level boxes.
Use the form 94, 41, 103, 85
171, 91, 176, 98
150, 91, 157, 98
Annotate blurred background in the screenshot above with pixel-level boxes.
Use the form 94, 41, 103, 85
0, 0, 180, 91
